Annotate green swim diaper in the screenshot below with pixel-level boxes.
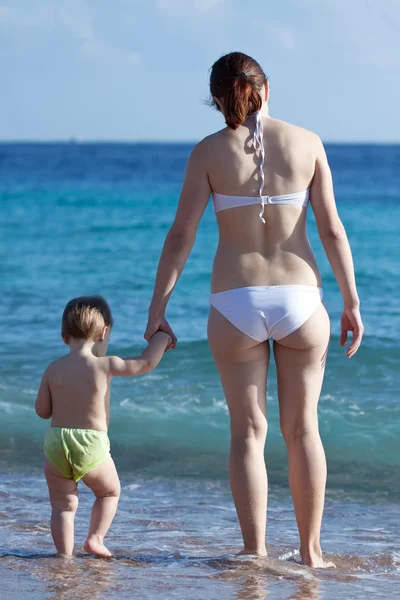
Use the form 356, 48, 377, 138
44, 427, 111, 481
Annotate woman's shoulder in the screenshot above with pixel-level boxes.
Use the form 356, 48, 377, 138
267, 117, 322, 150
188, 131, 224, 163
196, 129, 226, 148
269, 116, 322, 144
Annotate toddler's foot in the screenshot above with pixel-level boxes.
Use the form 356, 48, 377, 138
84, 535, 112, 558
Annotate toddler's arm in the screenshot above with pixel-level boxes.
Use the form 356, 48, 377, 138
108, 331, 171, 377
35, 368, 52, 419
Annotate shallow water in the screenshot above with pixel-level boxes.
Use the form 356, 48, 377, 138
1, 142, 399, 597
0, 475, 398, 599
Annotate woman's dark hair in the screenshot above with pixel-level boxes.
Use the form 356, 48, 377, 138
210, 52, 268, 130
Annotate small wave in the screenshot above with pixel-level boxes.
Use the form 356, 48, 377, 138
0, 401, 31, 414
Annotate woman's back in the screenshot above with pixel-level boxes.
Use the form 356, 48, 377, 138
205, 114, 322, 292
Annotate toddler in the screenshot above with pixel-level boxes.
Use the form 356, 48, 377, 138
35, 295, 171, 557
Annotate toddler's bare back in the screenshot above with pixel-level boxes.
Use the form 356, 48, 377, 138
47, 353, 110, 431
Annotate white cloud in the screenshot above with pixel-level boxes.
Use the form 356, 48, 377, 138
127, 52, 141, 65
58, 9, 93, 41
247, 0, 399, 65
0, 6, 9, 21
350, 2, 400, 67
266, 22, 297, 52
80, 37, 141, 67
1, 2, 140, 69
157, 0, 229, 16
305, 0, 400, 68
80, 39, 103, 58
245, 17, 298, 53
0, 3, 84, 31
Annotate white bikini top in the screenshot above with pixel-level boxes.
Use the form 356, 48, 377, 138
212, 112, 310, 223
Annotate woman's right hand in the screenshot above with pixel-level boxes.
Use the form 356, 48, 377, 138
144, 313, 177, 349
340, 306, 364, 358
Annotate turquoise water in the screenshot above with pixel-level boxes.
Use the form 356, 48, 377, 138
1, 142, 399, 597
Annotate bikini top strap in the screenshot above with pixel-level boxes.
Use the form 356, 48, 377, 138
252, 112, 266, 224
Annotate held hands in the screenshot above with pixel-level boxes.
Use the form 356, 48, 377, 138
150, 330, 173, 351
340, 306, 364, 358
144, 314, 177, 350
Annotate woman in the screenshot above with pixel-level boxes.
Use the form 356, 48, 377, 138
144, 52, 363, 567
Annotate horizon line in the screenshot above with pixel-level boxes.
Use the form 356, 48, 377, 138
0, 139, 399, 146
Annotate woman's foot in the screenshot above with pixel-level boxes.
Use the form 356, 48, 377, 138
300, 547, 335, 568
238, 548, 268, 557
84, 535, 112, 558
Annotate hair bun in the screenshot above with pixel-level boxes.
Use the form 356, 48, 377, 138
210, 52, 267, 129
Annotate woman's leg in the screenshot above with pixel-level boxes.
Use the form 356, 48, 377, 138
273, 303, 333, 567
208, 307, 270, 555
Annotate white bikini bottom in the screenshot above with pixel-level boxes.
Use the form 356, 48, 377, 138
210, 285, 323, 342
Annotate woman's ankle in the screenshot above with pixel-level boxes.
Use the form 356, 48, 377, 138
300, 543, 323, 565
241, 546, 267, 557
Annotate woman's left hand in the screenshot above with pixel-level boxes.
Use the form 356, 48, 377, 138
144, 314, 177, 349
340, 306, 364, 358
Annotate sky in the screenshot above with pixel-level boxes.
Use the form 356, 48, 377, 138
1, 0, 399, 142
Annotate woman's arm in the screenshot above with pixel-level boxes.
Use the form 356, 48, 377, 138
310, 137, 364, 358
145, 139, 212, 343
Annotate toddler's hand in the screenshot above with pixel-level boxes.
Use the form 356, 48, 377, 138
151, 330, 173, 351
145, 315, 177, 348
159, 332, 173, 351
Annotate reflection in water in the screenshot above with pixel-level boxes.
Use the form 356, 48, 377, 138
40, 557, 118, 600
235, 574, 270, 599
288, 578, 321, 600
234, 575, 322, 600
211, 555, 322, 600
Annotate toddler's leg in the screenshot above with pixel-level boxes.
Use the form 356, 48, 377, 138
82, 457, 120, 558
44, 459, 78, 557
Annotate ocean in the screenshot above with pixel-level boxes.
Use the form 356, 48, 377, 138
1, 141, 399, 598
